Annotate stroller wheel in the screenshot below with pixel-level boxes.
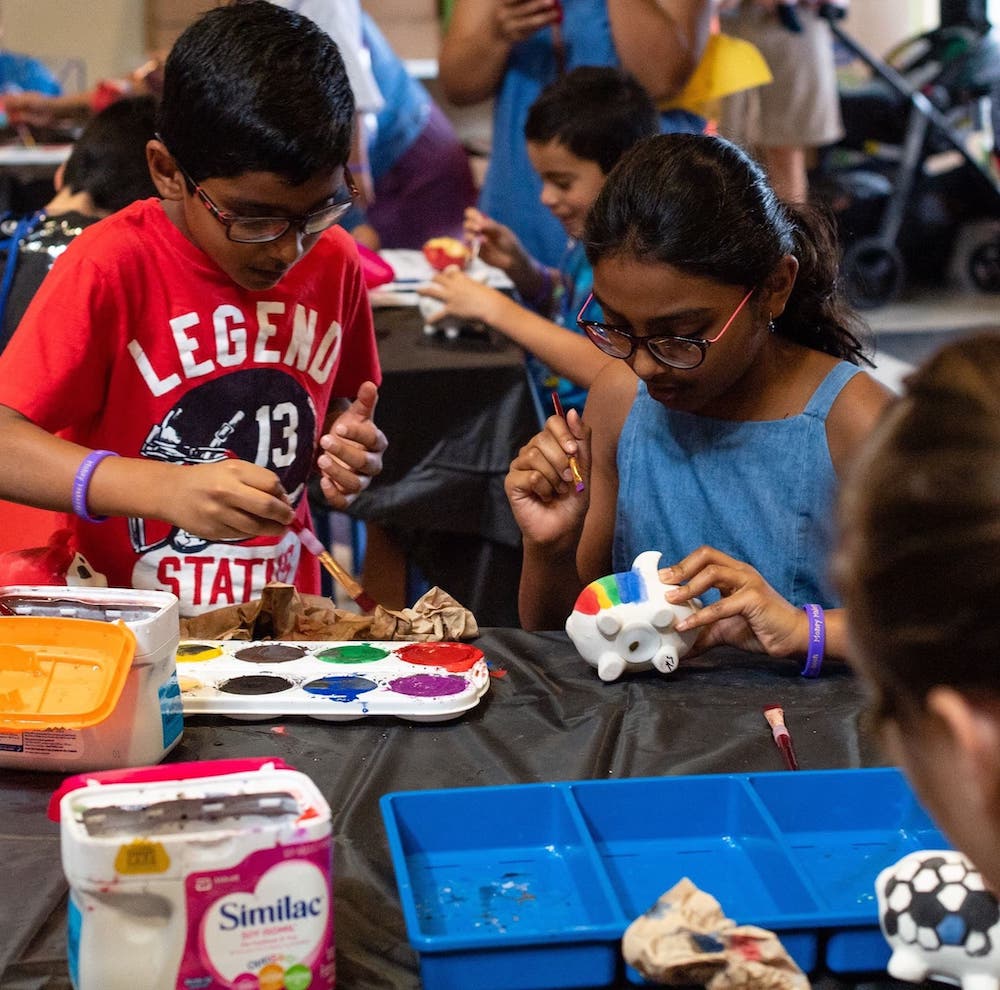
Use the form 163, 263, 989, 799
968, 240, 1000, 293
841, 237, 906, 309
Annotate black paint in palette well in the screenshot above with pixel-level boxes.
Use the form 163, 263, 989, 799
219, 674, 297, 696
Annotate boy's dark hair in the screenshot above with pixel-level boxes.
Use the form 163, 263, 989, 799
156, 0, 354, 185
524, 67, 659, 175
585, 133, 871, 365
62, 95, 158, 213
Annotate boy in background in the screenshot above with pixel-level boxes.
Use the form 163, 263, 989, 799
0, 1, 385, 616
0, 95, 158, 352
418, 66, 660, 415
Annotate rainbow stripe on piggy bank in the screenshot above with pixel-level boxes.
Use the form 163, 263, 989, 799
565, 551, 701, 682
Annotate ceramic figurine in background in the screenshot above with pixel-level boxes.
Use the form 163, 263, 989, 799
418, 279, 491, 341
565, 550, 701, 682
876, 849, 1000, 989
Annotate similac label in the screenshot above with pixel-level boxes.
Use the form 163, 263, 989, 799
178, 838, 334, 990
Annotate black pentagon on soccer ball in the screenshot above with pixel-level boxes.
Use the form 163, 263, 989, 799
884, 907, 901, 937
911, 888, 949, 929
964, 890, 1000, 953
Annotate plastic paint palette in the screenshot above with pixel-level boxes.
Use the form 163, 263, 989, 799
176, 640, 489, 722
380, 767, 949, 990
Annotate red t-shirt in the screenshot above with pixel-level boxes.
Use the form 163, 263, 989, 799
0, 198, 381, 615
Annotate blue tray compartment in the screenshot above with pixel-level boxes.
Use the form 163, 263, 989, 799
568, 776, 820, 922
381, 769, 950, 989
381, 783, 624, 989
748, 768, 948, 971
568, 776, 823, 978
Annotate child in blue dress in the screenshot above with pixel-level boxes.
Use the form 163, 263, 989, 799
505, 132, 892, 671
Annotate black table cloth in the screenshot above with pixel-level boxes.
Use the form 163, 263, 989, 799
0, 630, 926, 989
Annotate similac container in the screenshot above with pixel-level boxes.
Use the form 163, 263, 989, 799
51, 757, 335, 990
0, 586, 182, 770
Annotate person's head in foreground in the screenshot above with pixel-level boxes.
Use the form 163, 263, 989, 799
837, 333, 1000, 893
524, 66, 658, 241
146, 0, 356, 291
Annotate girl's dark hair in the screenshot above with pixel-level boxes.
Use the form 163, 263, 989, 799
836, 333, 1000, 718
583, 133, 871, 364
524, 67, 659, 175
156, 0, 354, 184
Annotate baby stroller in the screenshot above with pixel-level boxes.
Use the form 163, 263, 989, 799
816, 2, 1000, 308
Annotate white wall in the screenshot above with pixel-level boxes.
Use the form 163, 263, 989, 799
844, 0, 940, 55
3, 0, 146, 91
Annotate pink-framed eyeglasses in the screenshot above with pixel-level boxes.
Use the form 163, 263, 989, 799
576, 287, 756, 370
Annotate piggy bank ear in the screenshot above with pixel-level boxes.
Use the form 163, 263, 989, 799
597, 613, 622, 637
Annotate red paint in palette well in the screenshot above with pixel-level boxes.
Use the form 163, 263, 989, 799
396, 642, 484, 672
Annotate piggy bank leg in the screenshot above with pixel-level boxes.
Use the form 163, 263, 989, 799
651, 649, 679, 674
886, 947, 930, 984
597, 652, 627, 682
961, 975, 1000, 990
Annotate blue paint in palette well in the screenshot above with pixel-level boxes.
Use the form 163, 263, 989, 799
303, 675, 378, 702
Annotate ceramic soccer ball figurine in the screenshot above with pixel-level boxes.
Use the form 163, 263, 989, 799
565, 550, 701, 682
876, 849, 1000, 989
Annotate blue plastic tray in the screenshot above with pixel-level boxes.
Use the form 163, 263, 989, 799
380, 767, 948, 990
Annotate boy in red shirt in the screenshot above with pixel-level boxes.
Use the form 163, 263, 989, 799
0, 1, 385, 615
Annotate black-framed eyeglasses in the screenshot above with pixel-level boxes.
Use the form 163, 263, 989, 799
576, 288, 755, 370
160, 135, 357, 244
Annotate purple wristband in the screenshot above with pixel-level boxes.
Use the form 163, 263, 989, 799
71, 449, 118, 523
801, 603, 825, 678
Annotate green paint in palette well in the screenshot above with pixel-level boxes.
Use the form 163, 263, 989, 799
315, 643, 389, 664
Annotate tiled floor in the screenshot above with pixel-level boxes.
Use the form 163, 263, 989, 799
866, 285, 1000, 391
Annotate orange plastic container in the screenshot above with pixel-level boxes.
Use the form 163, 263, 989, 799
0, 617, 136, 729
0, 588, 183, 771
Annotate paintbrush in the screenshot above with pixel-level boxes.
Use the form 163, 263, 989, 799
763, 704, 799, 770
290, 518, 378, 614
550, 391, 584, 493
468, 232, 482, 267
550, 0, 566, 77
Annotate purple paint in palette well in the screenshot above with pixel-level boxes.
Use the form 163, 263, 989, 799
303, 675, 378, 702
389, 673, 467, 698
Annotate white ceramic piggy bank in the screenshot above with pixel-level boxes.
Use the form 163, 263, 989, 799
565, 551, 701, 682
876, 849, 1000, 989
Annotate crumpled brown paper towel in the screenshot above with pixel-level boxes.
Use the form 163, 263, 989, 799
622, 878, 810, 989
179, 582, 479, 641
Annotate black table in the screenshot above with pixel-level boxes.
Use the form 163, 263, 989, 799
349, 307, 541, 627
0, 631, 924, 990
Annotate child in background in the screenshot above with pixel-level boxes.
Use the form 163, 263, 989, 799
0, 1, 385, 616
0, 95, 158, 352
505, 132, 892, 668
419, 67, 659, 414
836, 333, 1000, 892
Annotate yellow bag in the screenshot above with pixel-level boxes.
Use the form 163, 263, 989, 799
662, 32, 773, 117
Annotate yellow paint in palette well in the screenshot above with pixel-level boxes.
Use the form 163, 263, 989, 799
177, 676, 203, 694
175, 643, 222, 663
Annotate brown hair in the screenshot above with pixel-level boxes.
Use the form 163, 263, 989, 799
836, 333, 1000, 720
